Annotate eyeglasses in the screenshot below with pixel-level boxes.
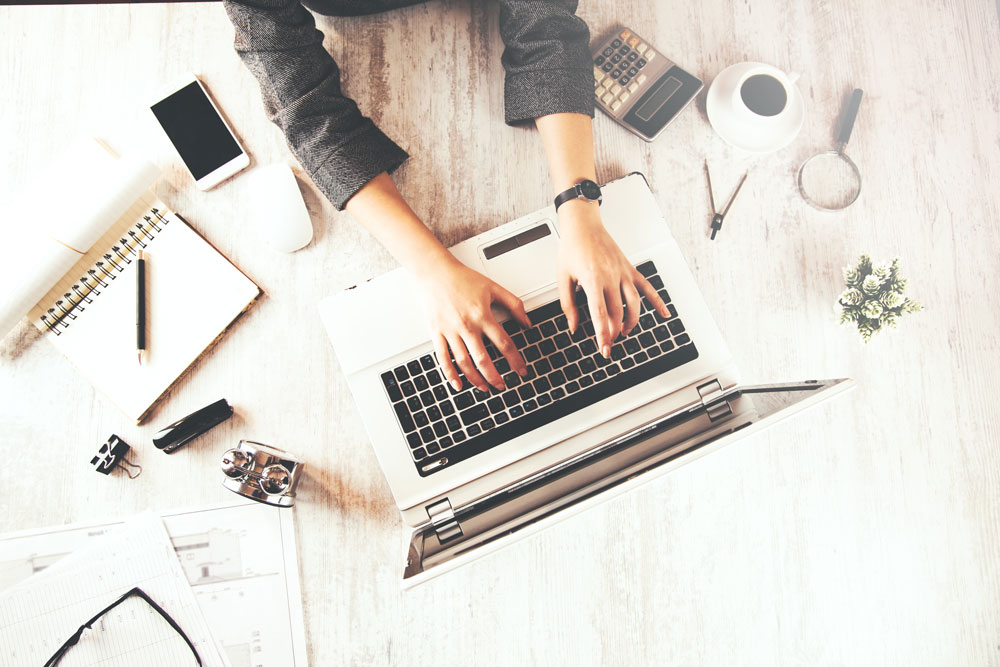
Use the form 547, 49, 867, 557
44, 586, 202, 667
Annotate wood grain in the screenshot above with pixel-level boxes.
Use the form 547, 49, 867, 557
1, 0, 998, 664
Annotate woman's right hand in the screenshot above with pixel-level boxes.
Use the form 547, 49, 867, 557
414, 256, 531, 394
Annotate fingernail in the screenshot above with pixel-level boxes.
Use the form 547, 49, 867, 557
452, 379, 462, 391
602, 345, 610, 358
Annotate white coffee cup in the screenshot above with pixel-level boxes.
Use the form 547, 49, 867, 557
707, 62, 805, 153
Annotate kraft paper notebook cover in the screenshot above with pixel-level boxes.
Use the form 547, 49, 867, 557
0, 138, 261, 423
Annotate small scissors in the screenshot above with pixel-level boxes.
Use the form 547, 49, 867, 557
704, 160, 750, 240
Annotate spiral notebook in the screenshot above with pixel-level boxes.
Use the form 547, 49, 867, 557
1, 138, 261, 423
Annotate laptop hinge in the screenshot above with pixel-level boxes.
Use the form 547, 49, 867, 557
425, 498, 463, 544
697, 379, 733, 421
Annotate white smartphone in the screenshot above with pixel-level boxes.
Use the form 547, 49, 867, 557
150, 75, 250, 190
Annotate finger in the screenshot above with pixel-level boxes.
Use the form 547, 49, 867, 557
462, 331, 505, 391
558, 274, 579, 332
483, 320, 528, 377
448, 334, 490, 393
634, 270, 669, 317
604, 284, 625, 343
492, 285, 532, 330
621, 280, 641, 334
433, 334, 463, 391
584, 283, 612, 357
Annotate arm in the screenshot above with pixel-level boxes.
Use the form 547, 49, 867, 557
535, 113, 669, 358
223, 0, 408, 209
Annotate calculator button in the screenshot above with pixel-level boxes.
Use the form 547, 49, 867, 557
627, 52, 639, 62
602, 62, 614, 72
636, 58, 646, 69
620, 29, 631, 40
627, 66, 638, 77
636, 43, 647, 55
609, 83, 621, 94
645, 50, 656, 62
628, 36, 639, 47
637, 74, 648, 85
611, 38, 622, 48
619, 92, 630, 104
601, 92, 614, 105
602, 47, 614, 57
594, 66, 605, 81
595, 85, 607, 98
628, 82, 639, 94
611, 53, 622, 64
619, 45, 631, 56
619, 75, 631, 86
610, 100, 623, 111
602, 75, 616, 88
594, 55, 605, 66
611, 69, 621, 78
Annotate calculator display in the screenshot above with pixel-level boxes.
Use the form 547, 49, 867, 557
635, 76, 683, 122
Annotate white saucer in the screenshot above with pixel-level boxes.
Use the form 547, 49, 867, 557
706, 62, 805, 153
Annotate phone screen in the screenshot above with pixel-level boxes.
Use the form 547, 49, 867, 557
150, 81, 244, 180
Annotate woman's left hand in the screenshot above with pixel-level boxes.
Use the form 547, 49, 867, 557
555, 200, 670, 358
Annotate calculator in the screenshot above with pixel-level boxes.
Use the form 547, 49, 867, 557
592, 27, 703, 142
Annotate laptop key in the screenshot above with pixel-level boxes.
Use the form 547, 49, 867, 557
414, 411, 429, 428
566, 380, 580, 393
420, 354, 435, 371
668, 319, 685, 335
639, 331, 655, 348
407, 397, 421, 413
487, 397, 505, 414
554, 332, 571, 348
539, 339, 556, 356
518, 384, 536, 400
433, 385, 448, 401
555, 314, 568, 330
454, 391, 475, 409
634, 351, 648, 364
453, 431, 467, 443
446, 415, 462, 431
420, 390, 434, 407
503, 372, 521, 388
564, 364, 582, 381
473, 388, 491, 402
624, 338, 640, 355
579, 376, 594, 388
534, 358, 552, 375
621, 358, 636, 370
441, 400, 455, 416
407, 433, 422, 449
427, 441, 440, 454
427, 405, 442, 421
550, 351, 567, 368
581, 339, 597, 356
503, 390, 520, 407
495, 412, 510, 425
533, 376, 551, 393
636, 260, 656, 277
549, 369, 566, 386
524, 345, 542, 362
660, 339, 675, 353
594, 354, 611, 368
571, 327, 587, 343
413, 446, 427, 460
401, 380, 416, 396
407, 360, 423, 376
460, 403, 489, 425
496, 358, 511, 375
420, 427, 435, 443
606, 363, 621, 375
611, 345, 626, 360
653, 325, 670, 341
433, 421, 448, 437
481, 418, 495, 430
439, 435, 452, 449
381, 372, 403, 402
639, 314, 655, 330
579, 357, 596, 374
503, 319, 521, 335
510, 405, 524, 418
394, 366, 409, 382
538, 393, 552, 406
676, 334, 691, 346
524, 399, 538, 411
512, 332, 526, 348
468, 424, 482, 437
525, 328, 542, 344
539, 321, 557, 338
593, 369, 607, 382
565, 347, 582, 363
427, 369, 441, 385
551, 387, 566, 400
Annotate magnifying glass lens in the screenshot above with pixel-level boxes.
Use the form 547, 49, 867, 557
798, 152, 862, 210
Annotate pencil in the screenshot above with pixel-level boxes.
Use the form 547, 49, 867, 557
137, 249, 146, 364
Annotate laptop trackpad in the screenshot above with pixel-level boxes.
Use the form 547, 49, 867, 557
480, 222, 559, 297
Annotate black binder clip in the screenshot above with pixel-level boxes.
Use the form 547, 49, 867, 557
91, 435, 142, 478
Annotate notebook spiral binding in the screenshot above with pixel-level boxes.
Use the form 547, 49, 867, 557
39, 208, 169, 336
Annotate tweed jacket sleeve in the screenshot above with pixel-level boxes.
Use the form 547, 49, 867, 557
223, 0, 594, 210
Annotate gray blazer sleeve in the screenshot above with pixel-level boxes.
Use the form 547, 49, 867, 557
499, 0, 594, 125
224, 0, 409, 210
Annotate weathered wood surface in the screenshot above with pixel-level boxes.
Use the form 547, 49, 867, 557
1, 0, 998, 664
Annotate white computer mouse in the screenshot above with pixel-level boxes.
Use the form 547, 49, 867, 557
248, 163, 314, 252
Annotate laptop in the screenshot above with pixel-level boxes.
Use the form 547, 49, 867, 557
319, 172, 854, 586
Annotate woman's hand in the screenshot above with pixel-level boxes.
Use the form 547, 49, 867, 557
415, 256, 531, 393
556, 200, 670, 357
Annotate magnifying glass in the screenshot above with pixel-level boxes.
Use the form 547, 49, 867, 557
798, 88, 864, 210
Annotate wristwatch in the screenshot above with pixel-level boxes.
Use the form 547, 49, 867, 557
554, 179, 603, 211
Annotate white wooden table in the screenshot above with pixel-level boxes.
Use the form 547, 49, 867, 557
2, 1, 999, 664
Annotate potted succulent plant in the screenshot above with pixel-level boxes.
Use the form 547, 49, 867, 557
837, 255, 922, 342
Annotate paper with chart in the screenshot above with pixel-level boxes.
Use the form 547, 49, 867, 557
0, 501, 308, 667
0, 514, 226, 667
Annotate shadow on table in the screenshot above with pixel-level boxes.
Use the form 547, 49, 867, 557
300, 465, 397, 520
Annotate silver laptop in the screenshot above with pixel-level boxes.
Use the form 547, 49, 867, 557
319, 173, 853, 586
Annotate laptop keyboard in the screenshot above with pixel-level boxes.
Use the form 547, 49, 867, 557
379, 260, 698, 476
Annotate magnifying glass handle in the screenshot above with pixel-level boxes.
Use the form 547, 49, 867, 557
837, 88, 864, 148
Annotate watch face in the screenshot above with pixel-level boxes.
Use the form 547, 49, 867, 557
579, 180, 602, 200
